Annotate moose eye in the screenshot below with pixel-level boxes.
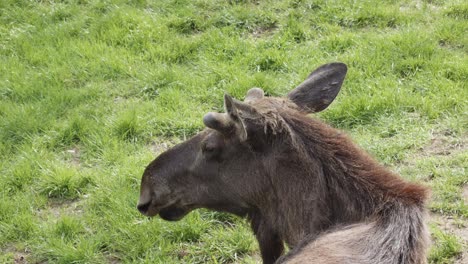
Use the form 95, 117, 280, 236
202, 144, 216, 153
201, 133, 224, 160
201, 141, 222, 161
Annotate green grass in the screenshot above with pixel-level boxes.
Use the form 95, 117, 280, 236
429, 224, 464, 264
1, 0, 467, 263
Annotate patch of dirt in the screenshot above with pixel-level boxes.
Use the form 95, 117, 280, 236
251, 25, 277, 38
455, 252, 467, 264
14, 254, 27, 264
462, 185, 468, 204
421, 130, 467, 157
431, 213, 468, 263
399, 0, 440, 12
176, 249, 189, 259
49, 199, 83, 217
150, 141, 170, 154
36, 198, 84, 220
233, 252, 261, 263
399, 130, 466, 172
66, 146, 80, 166
149, 139, 180, 155
106, 255, 122, 264
2, 244, 31, 264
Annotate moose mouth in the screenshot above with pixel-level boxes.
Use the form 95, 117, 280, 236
138, 200, 190, 221
159, 205, 189, 221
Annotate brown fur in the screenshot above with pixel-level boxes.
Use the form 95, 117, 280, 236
137, 63, 429, 264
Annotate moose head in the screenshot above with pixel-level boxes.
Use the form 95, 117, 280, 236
137, 63, 347, 221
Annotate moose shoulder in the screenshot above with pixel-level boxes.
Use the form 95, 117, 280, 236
137, 63, 429, 264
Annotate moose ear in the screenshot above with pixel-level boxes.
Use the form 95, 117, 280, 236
224, 93, 258, 120
224, 93, 239, 119
288, 62, 347, 113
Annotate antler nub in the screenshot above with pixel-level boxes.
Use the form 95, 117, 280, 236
245, 88, 264, 103
203, 112, 233, 134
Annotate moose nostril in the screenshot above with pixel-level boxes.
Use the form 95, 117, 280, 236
137, 202, 151, 214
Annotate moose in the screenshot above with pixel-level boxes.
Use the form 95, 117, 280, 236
137, 63, 429, 263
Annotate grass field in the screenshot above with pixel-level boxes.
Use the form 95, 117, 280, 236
0, 0, 467, 263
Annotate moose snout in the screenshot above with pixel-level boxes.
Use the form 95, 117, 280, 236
137, 201, 151, 214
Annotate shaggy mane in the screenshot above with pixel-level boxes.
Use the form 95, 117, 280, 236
252, 97, 428, 218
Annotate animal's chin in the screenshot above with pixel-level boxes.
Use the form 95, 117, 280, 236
159, 206, 189, 221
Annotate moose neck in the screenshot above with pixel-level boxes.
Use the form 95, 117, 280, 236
256, 110, 426, 247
